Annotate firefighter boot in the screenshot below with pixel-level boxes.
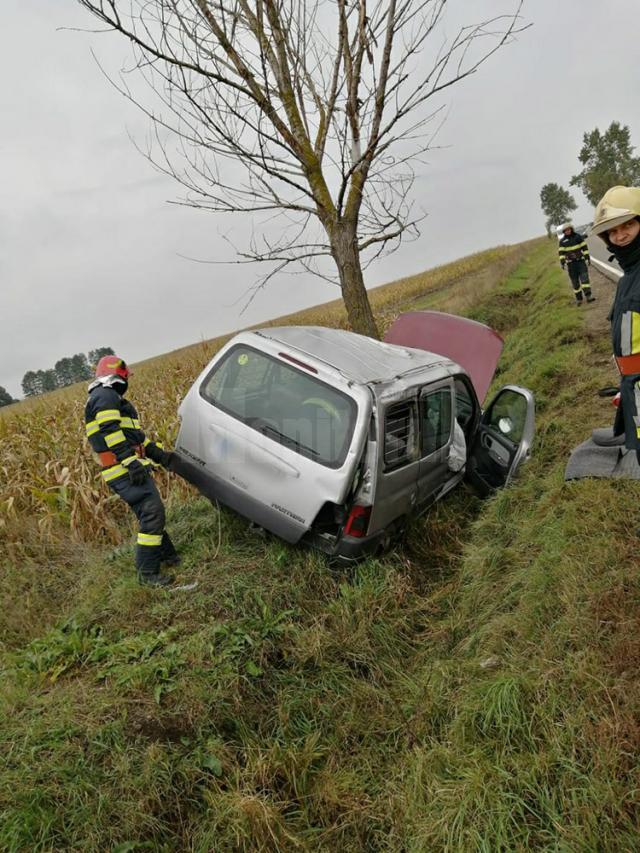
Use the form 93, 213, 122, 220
138, 568, 175, 587
160, 531, 181, 567
136, 534, 175, 586
584, 286, 596, 303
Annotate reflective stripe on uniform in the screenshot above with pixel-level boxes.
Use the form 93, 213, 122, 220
616, 353, 640, 374
88, 414, 141, 434
101, 464, 128, 482
632, 313, 640, 355
559, 241, 587, 252
121, 455, 153, 468
120, 417, 141, 429
619, 311, 640, 356
105, 430, 127, 448
101, 458, 152, 482
95, 408, 121, 425
137, 532, 163, 547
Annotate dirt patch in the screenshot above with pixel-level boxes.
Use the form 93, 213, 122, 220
569, 266, 621, 381
127, 709, 195, 742
579, 266, 617, 334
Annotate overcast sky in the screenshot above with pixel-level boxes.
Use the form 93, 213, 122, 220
1, 0, 638, 398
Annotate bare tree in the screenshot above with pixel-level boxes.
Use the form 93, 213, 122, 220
76, 0, 525, 337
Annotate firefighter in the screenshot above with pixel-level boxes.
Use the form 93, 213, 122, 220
85, 356, 178, 587
558, 222, 595, 304
591, 186, 640, 462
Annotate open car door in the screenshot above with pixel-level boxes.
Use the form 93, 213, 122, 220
384, 311, 504, 402
465, 385, 535, 496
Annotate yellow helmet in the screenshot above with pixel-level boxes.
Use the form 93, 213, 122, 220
591, 185, 640, 236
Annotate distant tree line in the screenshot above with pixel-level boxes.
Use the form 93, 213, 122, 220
20, 347, 115, 398
540, 121, 640, 235
0, 386, 16, 408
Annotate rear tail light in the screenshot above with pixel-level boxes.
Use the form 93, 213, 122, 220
344, 505, 371, 538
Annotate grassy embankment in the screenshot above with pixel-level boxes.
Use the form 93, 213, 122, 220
3, 238, 640, 850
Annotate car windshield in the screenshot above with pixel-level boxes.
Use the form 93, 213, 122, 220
200, 344, 358, 468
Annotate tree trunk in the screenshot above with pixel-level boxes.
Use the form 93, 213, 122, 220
330, 221, 380, 339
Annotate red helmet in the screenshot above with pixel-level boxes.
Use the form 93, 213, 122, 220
94, 355, 130, 380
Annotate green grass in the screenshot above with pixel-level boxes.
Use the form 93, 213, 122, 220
3, 240, 640, 850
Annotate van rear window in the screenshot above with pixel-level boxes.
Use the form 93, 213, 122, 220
200, 345, 357, 468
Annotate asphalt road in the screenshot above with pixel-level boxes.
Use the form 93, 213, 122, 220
587, 233, 622, 282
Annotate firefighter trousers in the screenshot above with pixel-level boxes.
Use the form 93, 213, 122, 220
108, 475, 178, 577
566, 259, 592, 301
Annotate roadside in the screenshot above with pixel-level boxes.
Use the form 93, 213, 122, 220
582, 265, 615, 332
4, 241, 640, 850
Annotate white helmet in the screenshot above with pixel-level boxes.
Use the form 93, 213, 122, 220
591, 186, 640, 236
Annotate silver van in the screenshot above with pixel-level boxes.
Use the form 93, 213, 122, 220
171, 311, 535, 561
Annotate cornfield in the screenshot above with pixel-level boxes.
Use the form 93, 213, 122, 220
0, 242, 535, 561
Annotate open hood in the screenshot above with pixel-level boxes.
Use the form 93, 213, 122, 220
383, 311, 504, 402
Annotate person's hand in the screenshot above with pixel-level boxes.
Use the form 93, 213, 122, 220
157, 449, 173, 469
145, 442, 173, 469
587, 257, 591, 266
128, 459, 149, 486
560, 261, 565, 269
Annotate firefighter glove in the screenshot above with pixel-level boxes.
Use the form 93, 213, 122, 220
145, 442, 173, 469
560, 261, 566, 269
128, 459, 149, 486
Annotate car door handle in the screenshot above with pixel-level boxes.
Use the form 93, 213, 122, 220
482, 432, 509, 466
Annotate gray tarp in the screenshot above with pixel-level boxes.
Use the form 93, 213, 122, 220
564, 427, 640, 480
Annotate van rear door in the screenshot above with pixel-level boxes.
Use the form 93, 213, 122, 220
366, 396, 421, 535
175, 341, 370, 541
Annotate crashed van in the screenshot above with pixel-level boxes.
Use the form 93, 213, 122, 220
171, 311, 535, 561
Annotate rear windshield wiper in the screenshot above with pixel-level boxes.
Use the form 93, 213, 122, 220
257, 422, 321, 459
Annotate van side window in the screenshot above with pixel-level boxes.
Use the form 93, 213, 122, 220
384, 401, 417, 470
420, 388, 452, 457
454, 377, 476, 435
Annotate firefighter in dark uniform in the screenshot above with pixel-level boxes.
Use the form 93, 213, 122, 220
591, 186, 640, 463
558, 222, 595, 305
85, 355, 178, 586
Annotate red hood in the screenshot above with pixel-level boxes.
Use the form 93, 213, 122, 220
383, 311, 504, 402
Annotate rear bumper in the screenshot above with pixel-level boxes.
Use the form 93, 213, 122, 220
302, 528, 387, 564
171, 449, 383, 562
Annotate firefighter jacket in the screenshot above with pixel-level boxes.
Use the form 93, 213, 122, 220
610, 255, 640, 365
85, 384, 154, 483
609, 253, 640, 448
558, 231, 590, 264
